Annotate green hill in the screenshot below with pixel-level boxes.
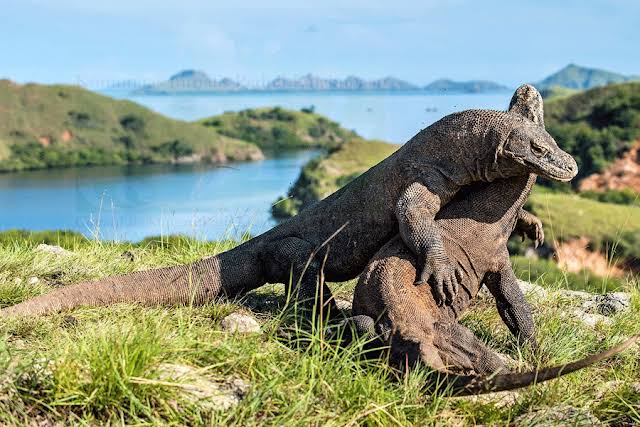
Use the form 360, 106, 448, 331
545, 82, 640, 183
537, 64, 634, 90
199, 106, 357, 151
0, 80, 262, 172
271, 138, 398, 218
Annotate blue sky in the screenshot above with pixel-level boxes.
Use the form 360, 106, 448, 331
1, 0, 638, 87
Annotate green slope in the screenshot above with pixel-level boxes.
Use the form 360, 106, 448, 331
199, 106, 357, 150
0, 80, 262, 172
537, 64, 633, 90
271, 138, 399, 218
545, 82, 640, 183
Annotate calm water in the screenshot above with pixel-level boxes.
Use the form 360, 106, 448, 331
0, 92, 511, 240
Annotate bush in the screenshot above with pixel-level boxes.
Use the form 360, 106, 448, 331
119, 114, 146, 133
579, 189, 640, 206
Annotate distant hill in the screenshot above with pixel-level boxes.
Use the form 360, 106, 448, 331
544, 81, 640, 184
423, 79, 509, 94
199, 106, 357, 150
135, 70, 246, 94
264, 74, 418, 91
0, 80, 262, 172
536, 64, 636, 90
133, 70, 516, 94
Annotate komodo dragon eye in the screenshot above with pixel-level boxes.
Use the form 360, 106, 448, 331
530, 141, 548, 157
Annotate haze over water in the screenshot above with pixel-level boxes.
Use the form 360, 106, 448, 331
0, 92, 509, 241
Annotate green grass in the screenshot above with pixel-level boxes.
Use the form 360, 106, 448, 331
528, 189, 640, 250
0, 80, 261, 172
0, 237, 639, 425
199, 106, 357, 151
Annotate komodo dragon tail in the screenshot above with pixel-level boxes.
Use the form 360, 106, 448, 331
446, 334, 640, 396
1, 246, 262, 318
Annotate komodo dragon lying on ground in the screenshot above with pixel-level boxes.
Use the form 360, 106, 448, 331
345, 85, 639, 394
1, 87, 578, 318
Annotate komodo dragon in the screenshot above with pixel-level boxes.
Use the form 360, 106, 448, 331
1, 87, 578, 318
345, 85, 638, 394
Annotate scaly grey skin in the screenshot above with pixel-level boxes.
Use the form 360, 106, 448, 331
1, 86, 578, 318
346, 85, 632, 394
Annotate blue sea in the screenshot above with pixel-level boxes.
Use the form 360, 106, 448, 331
0, 91, 511, 241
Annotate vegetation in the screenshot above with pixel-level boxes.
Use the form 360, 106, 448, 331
0, 236, 638, 425
539, 85, 580, 100
271, 138, 398, 218
199, 106, 357, 150
0, 80, 262, 172
544, 82, 640, 185
580, 188, 640, 207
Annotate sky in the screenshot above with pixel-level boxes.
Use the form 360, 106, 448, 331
1, 0, 638, 87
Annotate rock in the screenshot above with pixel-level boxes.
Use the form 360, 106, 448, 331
517, 280, 547, 299
157, 364, 249, 411
595, 292, 631, 316
559, 289, 592, 301
120, 250, 135, 262
595, 380, 640, 400
334, 298, 353, 312
221, 313, 261, 334
27, 277, 39, 285
35, 244, 72, 257
459, 390, 520, 409
514, 405, 602, 426
570, 309, 613, 328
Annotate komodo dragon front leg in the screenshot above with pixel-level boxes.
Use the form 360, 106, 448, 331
515, 208, 544, 248
483, 258, 537, 349
396, 181, 464, 306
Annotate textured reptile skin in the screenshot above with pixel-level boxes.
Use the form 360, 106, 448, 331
1, 86, 577, 318
347, 85, 636, 394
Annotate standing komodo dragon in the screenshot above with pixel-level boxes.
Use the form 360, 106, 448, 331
346, 85, 639, 394
1, 87, 578, 317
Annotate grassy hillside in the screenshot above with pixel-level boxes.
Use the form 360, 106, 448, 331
545, 82, 640, 184
0, 236, 638, 424
199, 106, 357, 150
537, 64, 634, 90
0, 80, 262, 172
271, 138, 399, 218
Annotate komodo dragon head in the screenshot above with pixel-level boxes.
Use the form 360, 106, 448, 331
497, 85, 578, 182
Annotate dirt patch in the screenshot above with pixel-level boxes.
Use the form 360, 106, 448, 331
555, 237, 625, 278
37, 136, 51, 147
579, 141, 640, 193
60, 129, 73, 142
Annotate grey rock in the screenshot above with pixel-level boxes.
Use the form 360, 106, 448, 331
27, 277, 40, 285
518, 280, 548, 300
157, 363, 249, 411
570, 309, 613, 328
514, 405, 602, 426
221, 313, 261, 333
35, 244, 73, 257
595, 292, 631, 316
334, 297, 353, 312
457, 389, 519, 409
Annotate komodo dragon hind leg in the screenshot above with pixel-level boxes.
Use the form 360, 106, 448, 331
432, 321, 508, 375
264, 237, 337, 315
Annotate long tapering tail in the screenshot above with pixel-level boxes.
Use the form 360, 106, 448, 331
1, 246, 262, 317
447, 334, 640, 396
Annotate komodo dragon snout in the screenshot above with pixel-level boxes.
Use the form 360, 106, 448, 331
499, 121, 578, 182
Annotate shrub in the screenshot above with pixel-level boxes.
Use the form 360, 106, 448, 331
119, 114, 146, 133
